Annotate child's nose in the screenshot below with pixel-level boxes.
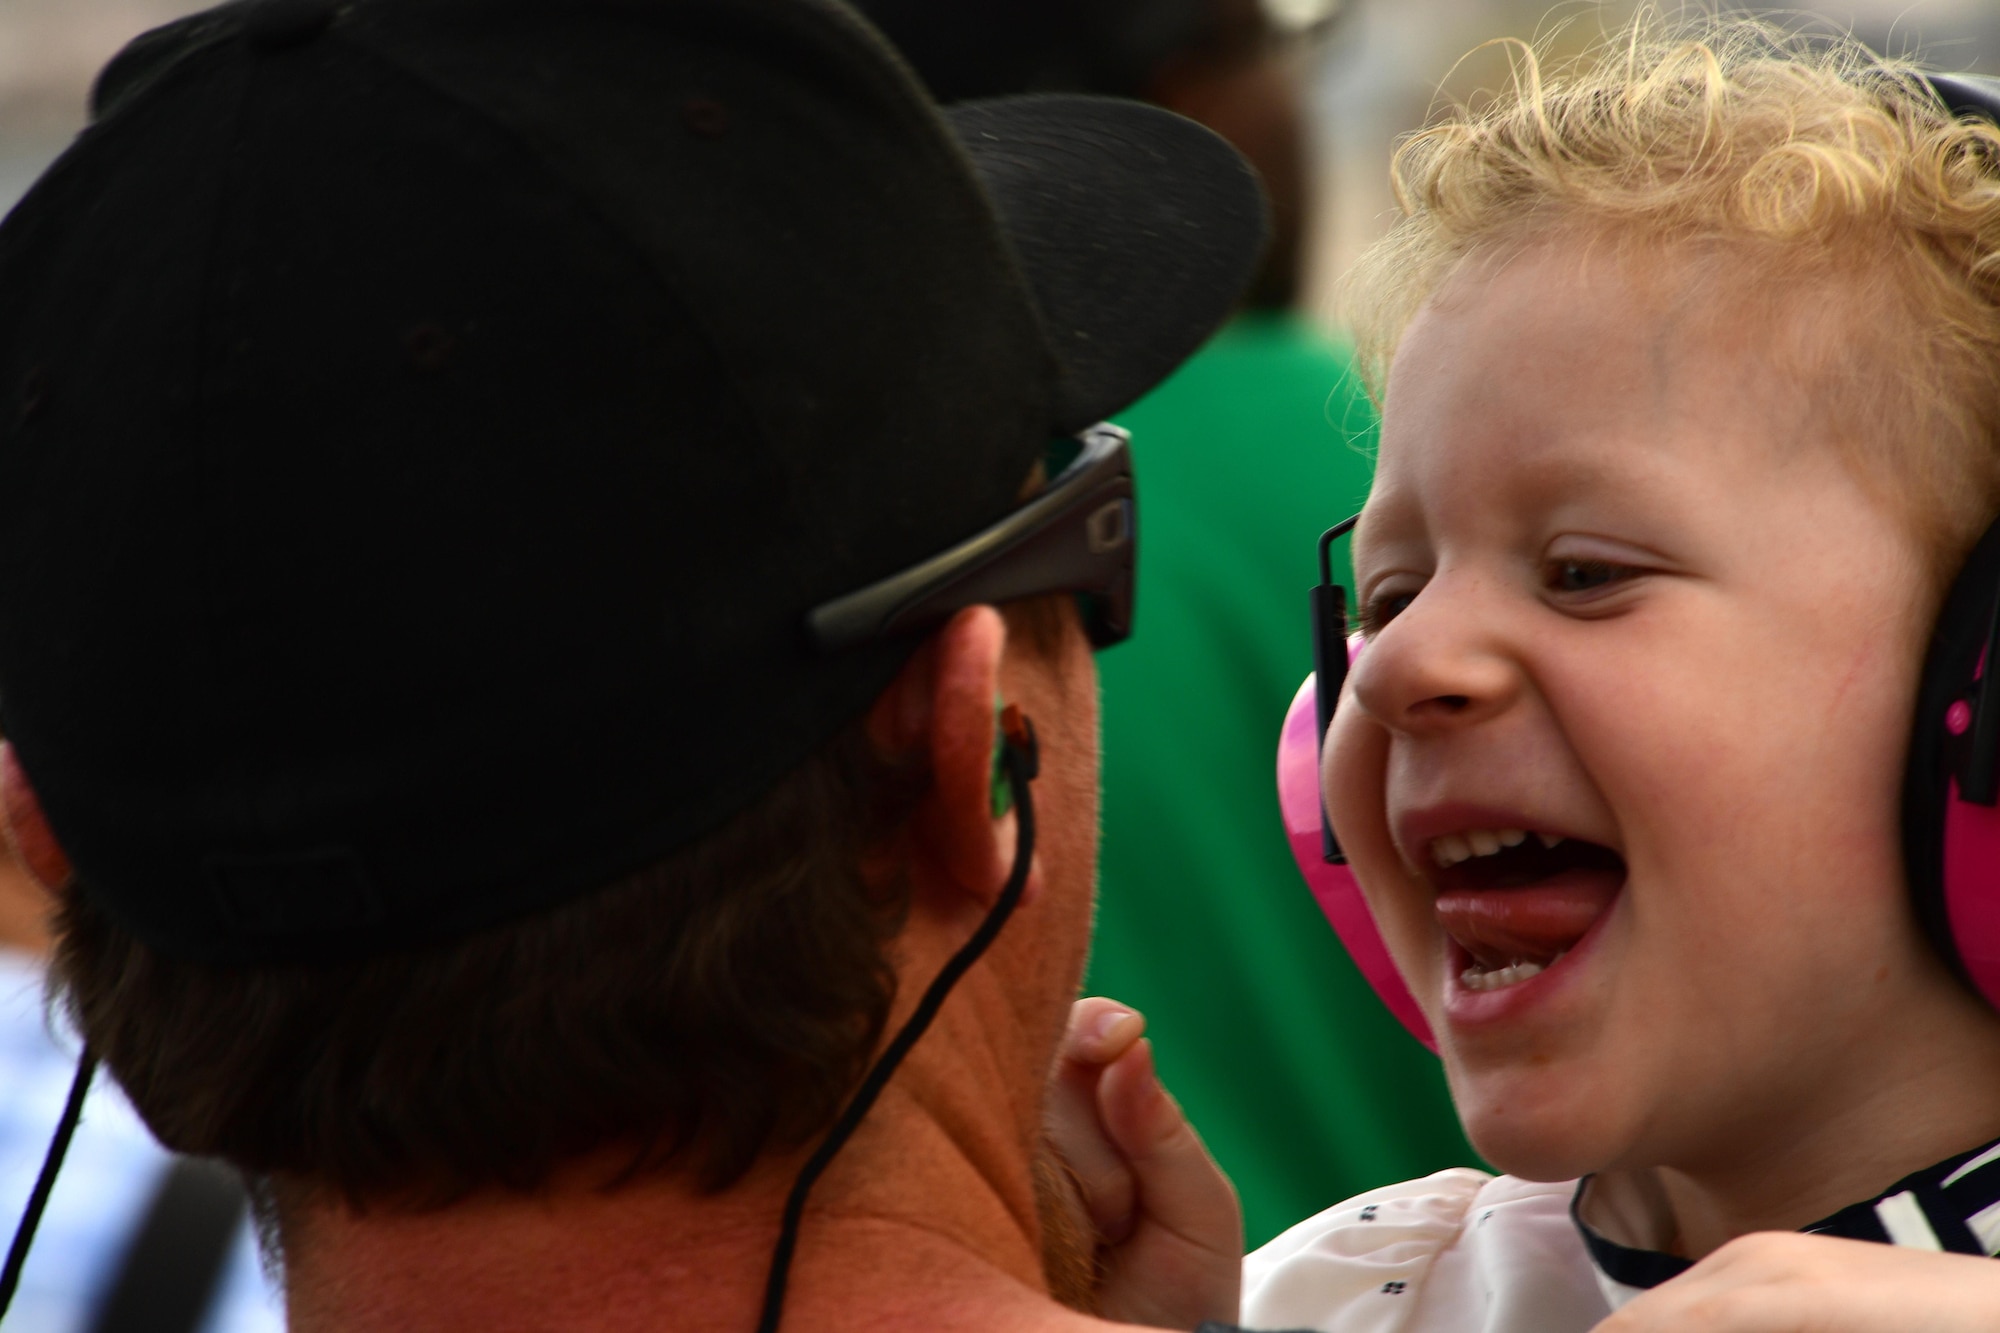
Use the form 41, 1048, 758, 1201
1348, 575, 1521, 735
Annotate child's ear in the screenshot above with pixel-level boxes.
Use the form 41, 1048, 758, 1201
1, 743, 72, 892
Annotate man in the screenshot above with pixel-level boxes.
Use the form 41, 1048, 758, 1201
0, 0, 1267, 1329
855, 0, 1473, 1245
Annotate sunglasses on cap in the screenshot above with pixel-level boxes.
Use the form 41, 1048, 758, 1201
808, 422, 1136, 653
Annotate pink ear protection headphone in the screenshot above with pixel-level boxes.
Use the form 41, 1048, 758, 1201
1278, 508, 2000, 1050
1278, 515, 1437, 1050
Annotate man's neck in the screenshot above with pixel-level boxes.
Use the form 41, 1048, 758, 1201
283, 1006, 1118, 1332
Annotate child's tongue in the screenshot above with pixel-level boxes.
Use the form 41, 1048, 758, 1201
1435, 874, 1620, 969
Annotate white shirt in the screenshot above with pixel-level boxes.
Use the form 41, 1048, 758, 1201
1244, 1138, 2000, 1332
1241, 1169, 1612, 1333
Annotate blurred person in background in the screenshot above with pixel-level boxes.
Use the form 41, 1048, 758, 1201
857, 0, 1475, 1248
1, 845, 279, 1333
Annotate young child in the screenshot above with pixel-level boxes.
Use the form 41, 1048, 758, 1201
1056, 14, 2000, 1331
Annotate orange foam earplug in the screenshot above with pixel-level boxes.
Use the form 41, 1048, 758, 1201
0, 742, 72, 891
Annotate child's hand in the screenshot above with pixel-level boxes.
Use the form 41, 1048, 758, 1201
1045, 996, 1243, 1329
1595, 1231, 2000, 1331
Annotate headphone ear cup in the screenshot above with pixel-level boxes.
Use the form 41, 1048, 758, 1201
1905, 516, 2000, 1009
1277, 675, 1437, 1051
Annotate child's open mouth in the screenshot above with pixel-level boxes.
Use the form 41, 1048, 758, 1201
1427, 830, 1626, 991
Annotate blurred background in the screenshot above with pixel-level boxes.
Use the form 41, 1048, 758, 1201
3, 0, 1997, 324
1304, 0, 2000, 315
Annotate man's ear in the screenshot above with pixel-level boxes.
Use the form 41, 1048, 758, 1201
1, 743, 73, 892
866, 606, 1025, 913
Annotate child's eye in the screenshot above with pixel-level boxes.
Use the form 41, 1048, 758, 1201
1545, 558, 1637, 595
1356, 589, 1417, 636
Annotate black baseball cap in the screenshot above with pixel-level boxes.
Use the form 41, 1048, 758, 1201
0, 0, 1266, 963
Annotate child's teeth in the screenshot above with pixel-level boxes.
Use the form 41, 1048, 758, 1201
1428, 827, 1545, 867
1431, 833, 1472, 867
1462, 959, 1543, 990
1460, 950, 1565, 992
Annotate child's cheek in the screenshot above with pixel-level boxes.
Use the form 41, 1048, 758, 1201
1324, 704, 1443, 999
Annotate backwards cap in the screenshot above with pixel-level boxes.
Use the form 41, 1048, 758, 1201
0, 0, 1265, 963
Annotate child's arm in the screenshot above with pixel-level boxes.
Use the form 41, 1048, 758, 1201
1047, 996, 1244, 1329
1597, 1231, 2000, 1331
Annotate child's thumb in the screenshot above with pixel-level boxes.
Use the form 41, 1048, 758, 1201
1097, 1037, 1243, 1261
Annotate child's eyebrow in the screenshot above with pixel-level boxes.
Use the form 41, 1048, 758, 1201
1500, 450, 1666, 505
1352, 444, 1698, 577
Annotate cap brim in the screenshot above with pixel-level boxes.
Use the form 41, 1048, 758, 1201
945, 95, 1269, 434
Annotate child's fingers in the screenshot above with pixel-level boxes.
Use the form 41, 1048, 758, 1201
1091, 1037, 1242, 1329
1095, 1037, 1242, 1261
1045, 998, 1149, 1242
1064, 996, 1147, 1066
1047, 996, 1240, 1330
1045, 1067, 1137, 1242
1592, 1232, 2000, 1333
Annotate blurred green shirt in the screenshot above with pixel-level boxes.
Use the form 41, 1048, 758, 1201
1093, 312, 1475, 1248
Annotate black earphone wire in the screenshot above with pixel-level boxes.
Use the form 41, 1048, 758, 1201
1312, 515, 1360, 863
0, 1046, 97, 1320
755, 720, 1040, 1333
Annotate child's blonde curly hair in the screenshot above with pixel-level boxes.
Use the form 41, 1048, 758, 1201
1344, 11, 2000, 578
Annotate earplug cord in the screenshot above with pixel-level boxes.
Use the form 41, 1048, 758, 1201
755, 718, 1040, 1333
0, 1047, 97, 1320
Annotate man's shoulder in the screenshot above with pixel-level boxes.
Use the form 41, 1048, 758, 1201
1242, 1170, 1608, 1333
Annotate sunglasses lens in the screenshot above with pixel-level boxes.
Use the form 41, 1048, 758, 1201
1103, 573, 1135, 647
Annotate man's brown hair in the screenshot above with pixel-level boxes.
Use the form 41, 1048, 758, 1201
51, 596, 1074, 1208
54, 715, 912, 1205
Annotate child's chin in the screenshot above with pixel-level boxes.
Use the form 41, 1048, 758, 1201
1448, 1069, 1629, 1183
